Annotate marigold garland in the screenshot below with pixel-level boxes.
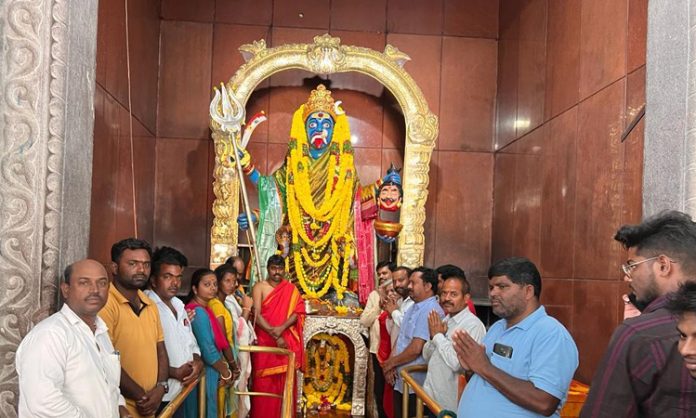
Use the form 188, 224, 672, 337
303, 333, 352, 410
285, 104, 355, 299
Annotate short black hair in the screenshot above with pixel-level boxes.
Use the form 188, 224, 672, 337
214, 263, 238, 284
63, 264, 74, 284
376, 260, 396, 272
267, 254, 285, 267
443, 275, 471, 295
436, 264, 467, 280
614, 210, 696, 275
151, 246, 188, 277
666, 281, 696, 316
488, 257, 542, 298
186, 268, 215, 302
411, 266, 438, 294
394, 265, 413, 277
111, 238, 152, 263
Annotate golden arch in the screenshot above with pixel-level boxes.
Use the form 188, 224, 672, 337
209, 34, 438, 268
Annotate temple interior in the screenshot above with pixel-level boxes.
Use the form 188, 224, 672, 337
0, 0, 655, 417
91, 0, 645, 385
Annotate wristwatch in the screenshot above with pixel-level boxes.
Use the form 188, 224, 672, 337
157, 381, 169, 394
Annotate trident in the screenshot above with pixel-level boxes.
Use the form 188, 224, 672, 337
210, 83, 264, 287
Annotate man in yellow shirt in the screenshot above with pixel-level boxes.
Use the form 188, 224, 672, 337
100, 238, 170, 418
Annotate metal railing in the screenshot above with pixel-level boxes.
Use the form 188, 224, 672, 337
400, 364, 456, 418
157, 345, 296, 418
157, 371, 206, 418
235, 345, 296, 418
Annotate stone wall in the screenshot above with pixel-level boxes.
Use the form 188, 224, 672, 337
0, 0, 97, 414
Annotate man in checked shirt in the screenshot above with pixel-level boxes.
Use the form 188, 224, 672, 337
581, 211, 696, 417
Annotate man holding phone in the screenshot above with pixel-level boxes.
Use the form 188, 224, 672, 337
452, 257, 578, 418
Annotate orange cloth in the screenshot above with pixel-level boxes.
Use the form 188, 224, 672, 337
251, 280, 305, 418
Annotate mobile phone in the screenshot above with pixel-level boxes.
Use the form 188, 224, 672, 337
493, 343, 513, 359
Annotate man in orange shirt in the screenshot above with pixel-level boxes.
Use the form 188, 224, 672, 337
100, 238, 170, 418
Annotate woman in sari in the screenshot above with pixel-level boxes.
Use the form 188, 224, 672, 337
186, 269, 239, 418
214, 264, 255, 418
209, 265, 245, 417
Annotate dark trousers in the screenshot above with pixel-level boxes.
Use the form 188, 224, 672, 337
393, 389, 417, 418
372, 353, 389, 418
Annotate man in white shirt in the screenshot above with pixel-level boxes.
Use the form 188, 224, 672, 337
16, 259, 130, 418
144, 246, 202, 418
423, 274, 486, 415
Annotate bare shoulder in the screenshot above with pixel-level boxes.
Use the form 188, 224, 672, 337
252, 280, 272, 298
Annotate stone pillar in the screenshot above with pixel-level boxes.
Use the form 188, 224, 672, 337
645, 0, 696, 217
0, 0, 98, 415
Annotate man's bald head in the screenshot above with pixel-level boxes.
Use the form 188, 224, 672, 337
61, 259, 110, 321
63, 259, 107, 283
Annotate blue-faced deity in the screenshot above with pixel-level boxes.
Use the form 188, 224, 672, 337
305, 111, 335, 159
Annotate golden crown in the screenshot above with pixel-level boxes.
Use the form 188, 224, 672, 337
303, 84, 337, 121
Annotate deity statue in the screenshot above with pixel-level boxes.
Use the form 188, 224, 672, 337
236, 85, 402, 303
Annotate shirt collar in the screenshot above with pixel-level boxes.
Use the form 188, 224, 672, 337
505, 305, 546, 331
448, 306, 474, 323
60, 303, 108, 335
109, 283, 153, 306
144, 289, 162, 303
414, 295, 437, 306
643, 295, 668, 314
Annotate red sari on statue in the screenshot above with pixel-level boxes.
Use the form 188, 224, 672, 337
251, 280, 305, 418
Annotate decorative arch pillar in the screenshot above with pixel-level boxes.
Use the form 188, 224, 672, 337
0, 1, 98, 415
209, 34, 438, 268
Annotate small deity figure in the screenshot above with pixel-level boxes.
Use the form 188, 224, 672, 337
373, 164, 404, 243
275, 225, 291, 259
237, 84, 402, 303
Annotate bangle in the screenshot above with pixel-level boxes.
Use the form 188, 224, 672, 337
242, 163, 255, 175
220, 367, 232, 380
242, 307, 251, 312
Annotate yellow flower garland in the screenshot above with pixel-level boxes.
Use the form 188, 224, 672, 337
303, 334, 352, 410
285, 104, 355, 299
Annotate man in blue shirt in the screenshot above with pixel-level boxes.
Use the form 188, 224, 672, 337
453, 257, 578, 418
383, 267, 445, 418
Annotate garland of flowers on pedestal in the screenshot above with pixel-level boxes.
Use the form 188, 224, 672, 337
303, 333, 352, 411
286, 104, 355, 300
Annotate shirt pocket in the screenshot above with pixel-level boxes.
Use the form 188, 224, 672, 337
490, 350, 531, 381
103, 353, 122, 387
490, 352, 515, 376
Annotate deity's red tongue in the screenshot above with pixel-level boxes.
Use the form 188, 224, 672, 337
312, 137, 323, 148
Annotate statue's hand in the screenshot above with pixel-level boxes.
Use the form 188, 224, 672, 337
237, 212, 258, 231
377, 234, 397, 244
229, 145, 251, 169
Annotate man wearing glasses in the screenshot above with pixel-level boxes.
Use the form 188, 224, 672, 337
581, 211, 696, 417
